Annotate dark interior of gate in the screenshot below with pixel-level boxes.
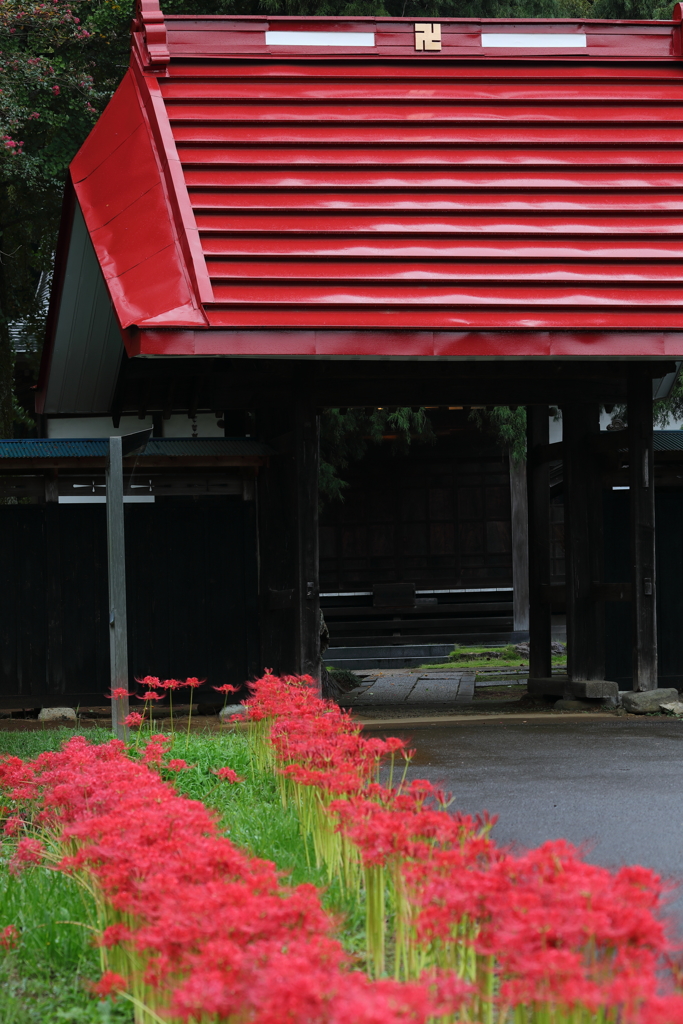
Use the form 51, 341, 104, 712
319, 418, 517, 664
5, 4, 683, 707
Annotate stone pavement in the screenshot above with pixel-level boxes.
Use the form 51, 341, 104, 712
340, 670, 476, 707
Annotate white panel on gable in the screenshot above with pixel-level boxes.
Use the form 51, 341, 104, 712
481, 32, 587, 47
265, 31, 375, 46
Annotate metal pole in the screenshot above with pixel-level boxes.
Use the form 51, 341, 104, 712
106, 435, 129, 739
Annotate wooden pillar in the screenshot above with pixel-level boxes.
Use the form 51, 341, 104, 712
509, 455, 529, 632
526, 406, 552, 681
562, 403, 604, 682
44, 502, 64, 700
295, 402, 320, 679
257, 397, 321, 681
628, 368, 657, 691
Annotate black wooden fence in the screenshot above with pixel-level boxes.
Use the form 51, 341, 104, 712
0, 496, 258, 708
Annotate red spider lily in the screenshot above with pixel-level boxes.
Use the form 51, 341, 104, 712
107, 687, 131, 700
136, 691, 163, 701
99, 923, 132, 947
2, 816, 22, 836
1, 675, 679, 1024
9, 837, 44, 874
0, 924, 18, 950
135, 675, 161, 689
184, 677, 205, 688
124, 712, 144, 728
166, 759, 191, 772
160, 678, 183, 691
212, 766, 243, 783
91, 971, 127, 998
213, 683, 239, 694
140, 736, 172, 766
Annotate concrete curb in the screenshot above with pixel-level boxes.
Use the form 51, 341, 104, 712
356, 711, 661, 728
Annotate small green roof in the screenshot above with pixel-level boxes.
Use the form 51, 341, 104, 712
0, 438, 272, 459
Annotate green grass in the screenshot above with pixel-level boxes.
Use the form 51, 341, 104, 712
419, 644, 567, 671
325, 666, 364, 690
0, 856, 132, 1024
0, 728, 367, 1020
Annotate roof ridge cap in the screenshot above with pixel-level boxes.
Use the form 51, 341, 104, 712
132, 0, 169, 71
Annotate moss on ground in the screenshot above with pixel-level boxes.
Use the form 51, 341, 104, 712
419, 644, 566, 671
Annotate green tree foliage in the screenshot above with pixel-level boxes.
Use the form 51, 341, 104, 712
320, 407, 434, 504
158, 0, 671, 16
654, 376, 683, 427
606, 373, 683, 430
0, 0, 114, 436
468, 406, 527, 462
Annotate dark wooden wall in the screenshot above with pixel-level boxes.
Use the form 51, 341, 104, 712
319, 430, 512, 594
0, 496, 258, 708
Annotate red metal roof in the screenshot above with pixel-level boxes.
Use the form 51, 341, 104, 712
63, 2, 683, 358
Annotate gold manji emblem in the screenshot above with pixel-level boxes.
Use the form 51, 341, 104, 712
414, 23, 442, 51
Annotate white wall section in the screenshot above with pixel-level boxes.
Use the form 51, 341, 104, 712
481, 33, 587, 47
265, 31, 375, 46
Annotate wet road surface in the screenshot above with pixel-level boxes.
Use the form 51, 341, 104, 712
375, 717, 683, 923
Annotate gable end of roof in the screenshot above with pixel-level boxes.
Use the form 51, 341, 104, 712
69, 63, 211, 332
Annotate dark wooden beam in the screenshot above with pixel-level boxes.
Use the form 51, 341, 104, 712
562, 403, 605, 682
526, 405, 552, 683
162, 380, 175, 420
592, 582, 632, 602
188, 377, 201, 421
44, 469, 59, 503
308, 384, 629, 408
628, 368, 658, 691
529, 441, 564, 464
137, 377, 150, 420
111, 357, 676, 416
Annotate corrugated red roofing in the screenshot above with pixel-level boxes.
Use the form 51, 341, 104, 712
65, 3, 683, 357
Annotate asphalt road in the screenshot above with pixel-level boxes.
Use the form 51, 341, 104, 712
378, 718, 683, 926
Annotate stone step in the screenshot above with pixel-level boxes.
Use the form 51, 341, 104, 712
325, 635, 528, 671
